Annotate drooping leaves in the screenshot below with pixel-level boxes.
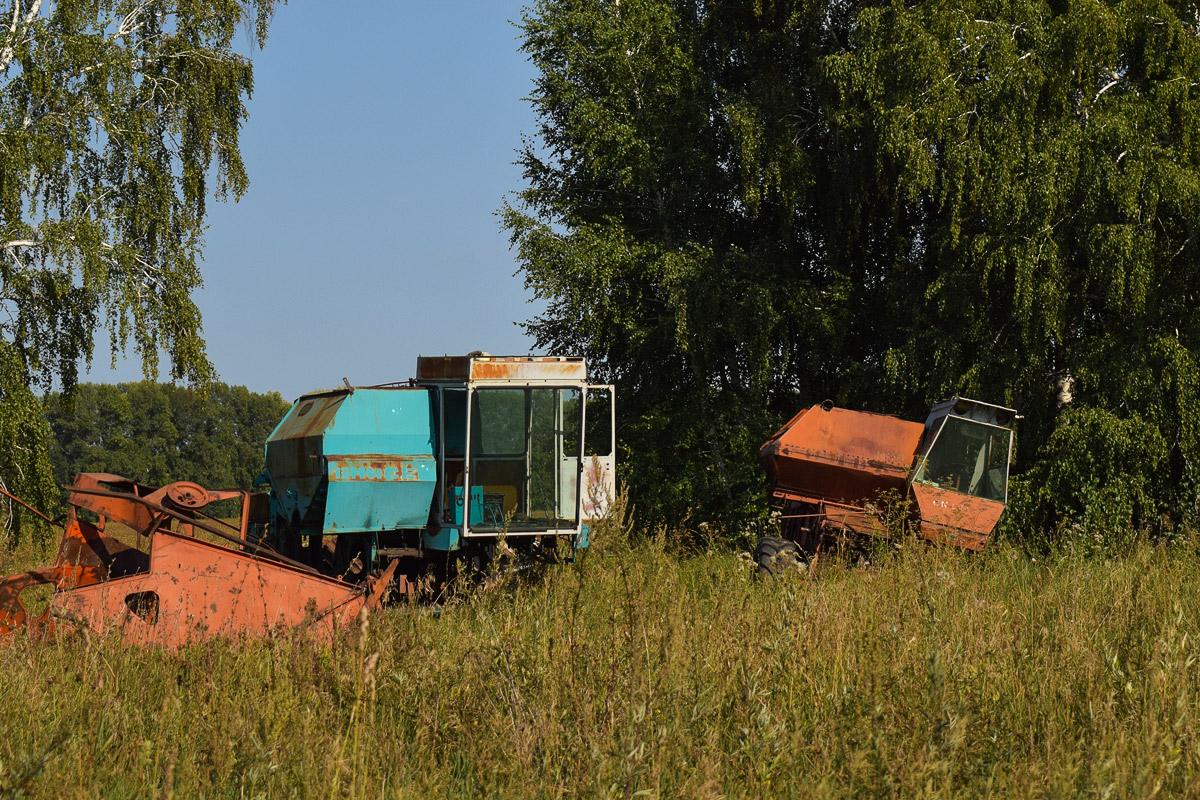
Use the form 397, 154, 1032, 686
0, 340, 56, 546
0, 1, 281, 543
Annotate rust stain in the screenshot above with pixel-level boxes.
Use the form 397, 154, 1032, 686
272, 393, 348, 441
326, 456, 424, 482
470, 359, 586, 382
416, 355, 587, 383
0, 474, 395, 648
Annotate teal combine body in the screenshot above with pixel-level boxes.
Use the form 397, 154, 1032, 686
255, 355, 616, 590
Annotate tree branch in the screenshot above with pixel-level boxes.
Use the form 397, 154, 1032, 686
0, 0, 42, 77
2, 238, 40, 249
1093, 75, 1120, 104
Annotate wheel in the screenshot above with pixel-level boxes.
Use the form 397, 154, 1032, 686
753, 535, 806, 578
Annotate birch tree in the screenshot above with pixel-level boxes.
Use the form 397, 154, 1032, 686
0, 0, 279, 544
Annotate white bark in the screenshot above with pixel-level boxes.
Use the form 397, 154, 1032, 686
1093, 75, 1120, 104
0, 1, 43, 77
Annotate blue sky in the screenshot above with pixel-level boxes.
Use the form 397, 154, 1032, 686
84, 2, 546, 402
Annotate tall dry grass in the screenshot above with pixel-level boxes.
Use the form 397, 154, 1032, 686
1, 514, 1199, 798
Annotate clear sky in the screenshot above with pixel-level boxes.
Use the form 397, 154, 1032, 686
82, 2, 546, 402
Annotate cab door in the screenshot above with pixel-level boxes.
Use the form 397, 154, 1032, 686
580, 385, 616, 520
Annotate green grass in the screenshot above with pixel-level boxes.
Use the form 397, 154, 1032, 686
2, 519, 1200, 798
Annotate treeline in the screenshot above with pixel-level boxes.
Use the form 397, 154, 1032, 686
43, 382, 291, 492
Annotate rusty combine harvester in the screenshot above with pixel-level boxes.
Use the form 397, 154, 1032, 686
756, 397, 1015, 573
0, 474, 395, 647
0, 354, 616, 646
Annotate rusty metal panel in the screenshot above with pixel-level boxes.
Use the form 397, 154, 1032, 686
917, 521, 989, 551
819, 504, 890, 539
761, 405, 926, 505
1, 518, 131, 638
50, 532, 377, 647
67, 473, 156, 531
268, 392, 348, 448
911, 483, 1005, 548
0, 517, 150, 640
416, 356, 472, 381
416, 355, 587, 383
470, 357, 586, 382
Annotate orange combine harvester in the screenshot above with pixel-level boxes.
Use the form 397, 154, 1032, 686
756, 396, 1017, 573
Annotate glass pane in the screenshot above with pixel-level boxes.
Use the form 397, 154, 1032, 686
469, 388, 582, 531
913, 417, 1010, 501
442, 389, 466, 457
562, 391, 581, 457
528, 389, 557, 517
471, 389, 525, 455
584, 387, 613, 457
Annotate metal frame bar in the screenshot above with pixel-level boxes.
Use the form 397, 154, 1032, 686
66, 485, 318, 574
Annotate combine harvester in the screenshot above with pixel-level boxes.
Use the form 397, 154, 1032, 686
755, 397, 1016, 573
0, 354, 616, 646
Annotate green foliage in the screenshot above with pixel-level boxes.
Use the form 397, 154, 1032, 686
1009, 407, 1169, 540
0, 342, 56, 546
509, 0, 1200, 537
42, 380, 290, 490
507, 0, 843, 526
0, 0, 281, 544
3, 532, 1200, 796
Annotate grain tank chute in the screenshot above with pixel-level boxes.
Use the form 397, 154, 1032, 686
258, 354, 617, 590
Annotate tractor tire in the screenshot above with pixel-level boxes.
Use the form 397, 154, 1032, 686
753, 536, 806, 578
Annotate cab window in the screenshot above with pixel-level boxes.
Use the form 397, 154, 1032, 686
913, 417, 1010, 501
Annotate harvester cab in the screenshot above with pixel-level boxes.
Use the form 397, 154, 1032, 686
911, 398, 1015, 502
258, 354, 616, 591
756, 395, 1015, 574
906, 398, 1016, 550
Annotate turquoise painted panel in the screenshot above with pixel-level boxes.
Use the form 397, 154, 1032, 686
322, 389, 435, 458
265, 387, 438, 534
320, 390, 436, 533
324, 459, 435, 531
422, 526, 461, 552
450, 486, 484, 526
264, 393, 347, 526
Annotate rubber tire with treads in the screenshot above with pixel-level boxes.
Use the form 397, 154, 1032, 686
753, 536, 805, 578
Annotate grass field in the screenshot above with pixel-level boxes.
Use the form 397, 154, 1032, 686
2, 517, 1199, 798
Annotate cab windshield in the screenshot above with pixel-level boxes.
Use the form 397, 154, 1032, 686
468, 387, 582, 531
912, 417, 1011, 501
